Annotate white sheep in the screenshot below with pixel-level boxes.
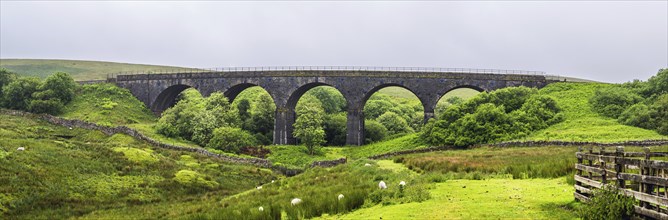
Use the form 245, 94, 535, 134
364, 163, 372, 167
17, 147, 25, 151
271, 180, 275, 183
399, 181, 406, 186
256, 186, 262, 190
338, 194, 344, 200
258, 206, 264, 212
378, 181, 387, 189
291, 198, 302, 206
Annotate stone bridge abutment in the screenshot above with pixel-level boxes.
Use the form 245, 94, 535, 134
114, 70, 558, 146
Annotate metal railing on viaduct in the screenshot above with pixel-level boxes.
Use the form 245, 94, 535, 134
107, 66, 547, 79
108, 66, 560, 146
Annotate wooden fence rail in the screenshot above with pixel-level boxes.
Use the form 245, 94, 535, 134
575, 146, 668, 220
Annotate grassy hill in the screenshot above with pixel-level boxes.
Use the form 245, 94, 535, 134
0, 59, 196, 81
524, 82, 666, 142
0, 113, 276, 219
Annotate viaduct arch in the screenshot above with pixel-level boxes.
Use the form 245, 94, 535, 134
112, 69, 559, 146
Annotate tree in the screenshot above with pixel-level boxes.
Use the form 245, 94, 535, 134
618, 103, 657, 130
293, 101, 326, 155
644, 68, 668, 97
654, 94, 668, 135
308, 87, 346, 114
364, 120, 388, 143
2, 77, 41, 110
207, 127, 257, 154
237, 99, 251, 121
377, 111, 413, 136
27, 72, 77, 114
323, 113, 347, 146
590, 86, 643, 118
40, 72, 77, 103
364, 99, 394, 119
0, 68, 16, 106
250, 93, 275, 145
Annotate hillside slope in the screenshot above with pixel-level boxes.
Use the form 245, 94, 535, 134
0, 113, 276, 219
0, 59, 196, 81
524, 82, 666, 142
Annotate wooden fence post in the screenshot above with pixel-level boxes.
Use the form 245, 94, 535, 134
600, 146, 607, 184
588, 146, 594, 180
576, 146, 584, 198
616, 146, 625, 189
642, 147, 651, 210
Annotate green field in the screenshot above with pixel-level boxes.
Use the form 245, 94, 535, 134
321, 178, 577, 219
0, 59, 197, 81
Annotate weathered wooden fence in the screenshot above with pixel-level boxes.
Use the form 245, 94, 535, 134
575, 146, 668, 219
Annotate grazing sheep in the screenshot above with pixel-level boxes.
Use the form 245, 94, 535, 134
338, 194, 344, 200
399, 181, 406, 186
258, 206, 264, 212
271, 180, 275, 183
291, 198, 302, 206
364, 163, 372, 167
378, 181, 387, 189
69, 127, 72, 130
17, 147, 25, 151
256, 186, 262, 190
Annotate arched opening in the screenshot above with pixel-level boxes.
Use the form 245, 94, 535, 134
434, 86, 483, 117
225, 83, 259, 103
289, 84, 348, 146
362, 85, 424, 144
152, 84, 192, 114
229, 86, 277, 145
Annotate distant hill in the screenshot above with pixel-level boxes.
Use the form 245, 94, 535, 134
0, 59, 196, 81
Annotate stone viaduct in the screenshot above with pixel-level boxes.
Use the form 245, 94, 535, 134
111, 68, 560, 146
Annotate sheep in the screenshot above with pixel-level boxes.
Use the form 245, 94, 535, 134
364, 163, 372, 167
291, 198, 302, 206
256, 186, 262, 190
17, 147, 25, 151
378, 181, 387, 189
271, 180, 275, 183
338, 194, 344, 200
399, 181, 406, 186
258, 206, 264, 212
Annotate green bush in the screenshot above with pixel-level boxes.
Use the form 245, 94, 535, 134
578, 184, 635, 220
377, 111, 414, 136
589, 86, 643, 118
364, 120, 388, 143
156, 89, 240, 146
324, 113, 347, 146
2, 77, 41, 110
618, 103, 657, 130
207, 127, 257, 154
422, 86, 562, 146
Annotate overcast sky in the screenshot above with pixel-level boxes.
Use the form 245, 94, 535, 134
1, 1, 666, 83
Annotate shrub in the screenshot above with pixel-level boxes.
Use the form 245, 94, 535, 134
377, 112, 413, 136
618, 103, 657, 130
323, 113, 347, 146
364, 120, 388, 143
207, 127, 257, 154
2, 77, 41, 110
578, 184, 635, 220
589, 86, 643, 118
422, 86, 562, 146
